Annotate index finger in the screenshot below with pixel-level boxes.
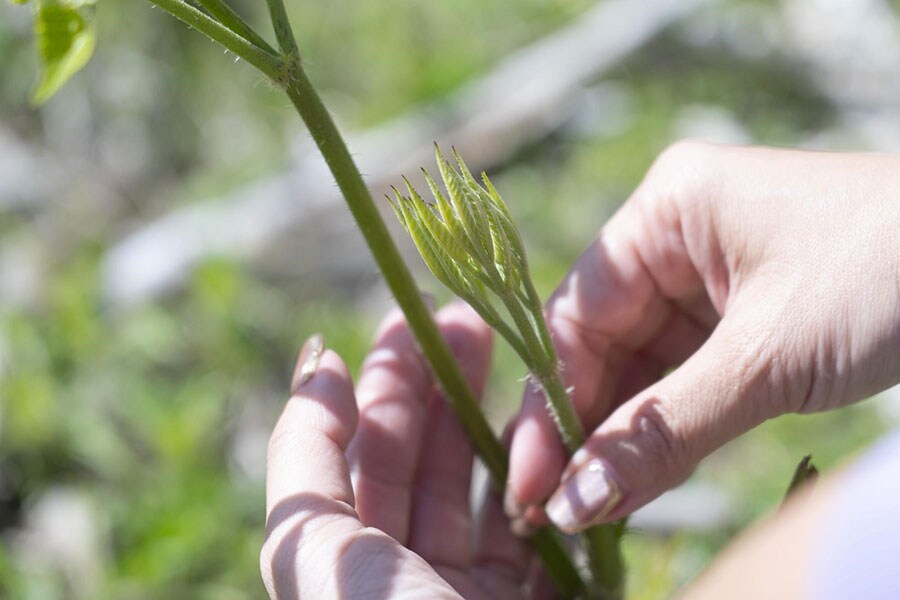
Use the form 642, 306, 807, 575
265, 347, 359, 514
261, 343, 460, 599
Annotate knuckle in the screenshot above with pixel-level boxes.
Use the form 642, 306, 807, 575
629, 399, 686, 470
259, 497, 359, 598
259, 543, 273, 595
641, 139, 717, 213
658, 138, 716, 169
652, 139, 708, 179
259, 535, 286, 599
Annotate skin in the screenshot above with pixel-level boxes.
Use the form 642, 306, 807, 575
507, 141, 900, 528
262, 142, 900, 598
262, 303, 552, 599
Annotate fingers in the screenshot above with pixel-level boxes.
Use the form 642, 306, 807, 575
347, 306, 431, 543
507, 145, 718, 519
407, 302, 493, 569
466, 422, 532, 599
262, 341, 459, 599
349, 299, 495, 570
466, 489, 532, 600
544, 314, 783, 533
506, 210, 707, 515
266, 347, 358, 515
262, 347, 363, 597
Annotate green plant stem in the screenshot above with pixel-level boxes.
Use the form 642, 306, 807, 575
524, 275, 556, 358
264, 0, 300, 60
281, 70, 584, 596
282, 70, 504, 481
146, 0, 282, 79
144, 1, 585, 593
540, 354, 626, 599
582, 523, 626, 600
476, 306, 531, 363
519, 281, 626, 599
502, 290, 585, 449
194, 0, 278, 56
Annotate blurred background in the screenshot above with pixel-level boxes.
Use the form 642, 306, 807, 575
2, 0, 900, 597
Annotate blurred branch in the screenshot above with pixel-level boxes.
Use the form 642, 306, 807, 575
101, 0, 711, 306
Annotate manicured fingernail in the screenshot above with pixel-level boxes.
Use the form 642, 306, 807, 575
562, 447, 591, 480
291, 334, 324, 393
545, 458, 623, 534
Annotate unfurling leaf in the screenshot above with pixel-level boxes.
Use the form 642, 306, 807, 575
390, 145, 547, 363
31, 0, 98, 104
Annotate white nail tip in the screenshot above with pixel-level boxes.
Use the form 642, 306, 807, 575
545, 459, 623, 533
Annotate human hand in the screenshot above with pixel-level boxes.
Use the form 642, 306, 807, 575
261, 303, 549, 599
506, 141, 900, 533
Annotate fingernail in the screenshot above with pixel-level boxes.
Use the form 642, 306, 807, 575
561, 447, 591, 481
545, 458, 624, 534
291, 334, 324, 393
503, 486, 525, 520
510, 516, 535, 538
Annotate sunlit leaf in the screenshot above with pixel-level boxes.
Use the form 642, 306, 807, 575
31, 0, 97, 104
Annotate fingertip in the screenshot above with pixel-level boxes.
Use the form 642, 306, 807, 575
285, 348, 358, 449
373, 293, 437, 341
543, 384, 704, 531
373, 305, 412, 342
545, 456, 626, 533
312, 349, 354, 390
267, 346, 359, 514
507, 410, 567, 509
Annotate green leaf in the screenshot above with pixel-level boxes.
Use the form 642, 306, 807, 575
482, 172, 529, 274
435, 145, 488, 261
31, 0, 98, 105
403, 178, 473, 271
422, 169, 478, 257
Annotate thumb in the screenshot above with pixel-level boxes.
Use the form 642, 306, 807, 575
544, 316, 786, 534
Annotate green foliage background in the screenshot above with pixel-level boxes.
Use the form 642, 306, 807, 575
0, 0, 894, 598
